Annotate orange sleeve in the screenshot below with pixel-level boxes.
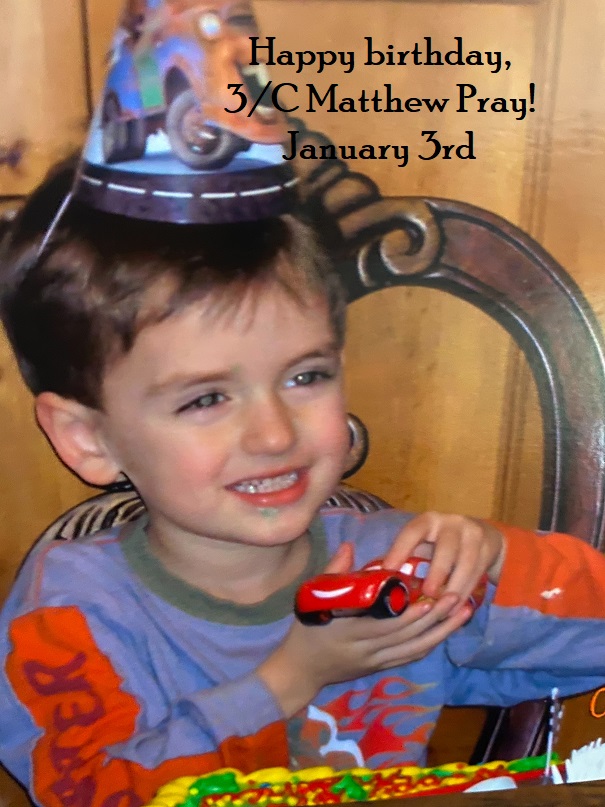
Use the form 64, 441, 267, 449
6, 607, 288, 807
493, 524, 605, 618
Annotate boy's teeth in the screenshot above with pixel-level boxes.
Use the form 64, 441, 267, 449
234, 472, 298, 494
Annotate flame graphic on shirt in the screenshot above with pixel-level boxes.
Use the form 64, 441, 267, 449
307, 704, 365, 766
289, 676, 438, 770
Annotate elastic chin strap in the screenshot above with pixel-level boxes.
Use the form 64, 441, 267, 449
36, 188, 74, 259
103, 475, 136, 493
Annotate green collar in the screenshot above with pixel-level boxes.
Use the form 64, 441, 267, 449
120, 517, 328, 625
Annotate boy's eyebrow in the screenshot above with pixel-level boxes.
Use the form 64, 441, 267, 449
144, 342, 342, 399
145, 371, 231, 399
289, 343, 342, 365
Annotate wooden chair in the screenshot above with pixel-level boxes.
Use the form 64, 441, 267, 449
293, 120, 605, 762
27, 119, 605, 765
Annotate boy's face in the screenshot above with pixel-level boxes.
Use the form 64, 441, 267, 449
94, 273, 350, 550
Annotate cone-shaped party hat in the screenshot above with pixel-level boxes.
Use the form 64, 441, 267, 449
73, 0, 297, 223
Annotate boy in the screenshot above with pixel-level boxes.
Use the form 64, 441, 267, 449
1, 162, 605, 807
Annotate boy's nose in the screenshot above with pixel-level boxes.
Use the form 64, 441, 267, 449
241, 395, 297, 455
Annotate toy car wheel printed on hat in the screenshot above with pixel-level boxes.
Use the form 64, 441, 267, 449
74, 0, 297, 223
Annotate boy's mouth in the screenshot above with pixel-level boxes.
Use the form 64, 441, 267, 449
232, 471, 299, 494
227, 469, 309, 506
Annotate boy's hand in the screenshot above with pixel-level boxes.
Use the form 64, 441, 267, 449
257, 543, 472, 718
381, 512, 506, 607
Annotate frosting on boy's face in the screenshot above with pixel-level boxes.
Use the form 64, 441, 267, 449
95, 275, 349, 552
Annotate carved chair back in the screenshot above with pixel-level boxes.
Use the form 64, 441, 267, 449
294, 121, 605, 762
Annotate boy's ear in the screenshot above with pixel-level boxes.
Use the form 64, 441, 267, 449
35, 392, 121, 486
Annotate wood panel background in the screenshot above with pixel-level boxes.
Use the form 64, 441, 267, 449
1, 1, 605, 804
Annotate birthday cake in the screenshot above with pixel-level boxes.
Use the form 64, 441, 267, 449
144, 755, 553, 807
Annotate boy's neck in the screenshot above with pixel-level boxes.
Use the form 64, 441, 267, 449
145, 521, 312, 605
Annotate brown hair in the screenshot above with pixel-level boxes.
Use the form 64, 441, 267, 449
0, 162, 345, 410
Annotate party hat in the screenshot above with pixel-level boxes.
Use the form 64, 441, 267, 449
73, 0, 297, 223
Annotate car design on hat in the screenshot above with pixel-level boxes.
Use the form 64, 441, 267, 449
102, 0, 285, 169
295, 557, 487, 626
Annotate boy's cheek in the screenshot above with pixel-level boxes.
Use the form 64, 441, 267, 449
319, 413, 350, 458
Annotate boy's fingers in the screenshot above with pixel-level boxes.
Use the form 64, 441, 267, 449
331, 592, 455, 645
394, 592, 460, 637
359, 592, 460, 648
332, 600, 434, 642
377, 605, 473, 667
422, 531, 460, 596
441, 522, 486, 597
323, 542, 354, 574
381, 516, 436, 569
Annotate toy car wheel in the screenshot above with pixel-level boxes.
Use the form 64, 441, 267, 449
166, 89, 246, 170
296, 609, 333, 626
102, 95, 129, 163
102, 95, 147, 163
122, 118, 147, 161
372, 580, 409, 619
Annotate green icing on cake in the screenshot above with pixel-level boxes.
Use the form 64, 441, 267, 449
171, 753, 555, 807
184, 771, 242, 806
331, 773, 369, 801
430, 767, 463, 779
508, 753, 560, 773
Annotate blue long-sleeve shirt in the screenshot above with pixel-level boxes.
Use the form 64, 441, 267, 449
1, 507, 605, 807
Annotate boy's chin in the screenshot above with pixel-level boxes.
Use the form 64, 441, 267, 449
247, 512, 314, 542
234, 505, 321, 546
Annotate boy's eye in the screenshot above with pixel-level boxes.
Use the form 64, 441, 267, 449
285, 370, 332, 388
227, 13, 257, 30
177, 392, 226, 413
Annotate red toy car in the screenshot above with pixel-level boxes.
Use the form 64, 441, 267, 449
295, 557, 487, 625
